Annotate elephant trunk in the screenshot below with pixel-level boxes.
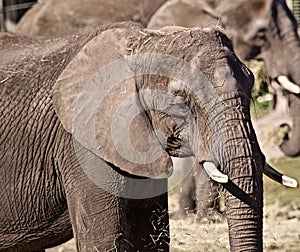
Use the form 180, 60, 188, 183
223, 159, 263, 251
224, 123, 263, 251
270, 0, 300, 156
278, 18, 300, 156
279, 93, 300, 156
205, 96, 264, 251
225, 190, 263, 251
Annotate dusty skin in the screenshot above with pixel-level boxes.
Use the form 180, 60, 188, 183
47, 113, 300, 252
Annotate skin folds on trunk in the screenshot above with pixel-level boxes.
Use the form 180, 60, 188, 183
202, 94, 264, 251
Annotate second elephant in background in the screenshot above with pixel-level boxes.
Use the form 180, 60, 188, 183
171, 157, 222, 220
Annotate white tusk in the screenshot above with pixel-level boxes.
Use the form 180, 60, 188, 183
203, 162, 228, 183
263, 163, 298, 188
277, 75, 300, 94
282, 175, 298, 188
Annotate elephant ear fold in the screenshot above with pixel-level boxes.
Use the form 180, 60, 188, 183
52, 27, 173, 178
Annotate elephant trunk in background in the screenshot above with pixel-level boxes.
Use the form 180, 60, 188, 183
277, 3, 300, 156
261, 0, 300, 156
279, 93, 300, 156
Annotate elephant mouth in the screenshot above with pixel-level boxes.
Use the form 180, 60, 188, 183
164, 122, 195, 158
165, 134, 193, 158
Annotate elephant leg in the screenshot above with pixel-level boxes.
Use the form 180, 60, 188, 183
64, 174, 122, 250
187, 163, 221, 221
122, 191, 169, 251
195, 177, 221, 221
62, 142, 169, 251
66, 181, 169, 251
172, 168, 196, 219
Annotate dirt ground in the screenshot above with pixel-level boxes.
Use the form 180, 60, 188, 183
46, 109, 300, 252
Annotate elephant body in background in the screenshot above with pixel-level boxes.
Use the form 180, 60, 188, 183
0, 22, 269, 251
15, 0, 167, 37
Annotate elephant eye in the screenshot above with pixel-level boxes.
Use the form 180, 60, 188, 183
173, 95, 188, 110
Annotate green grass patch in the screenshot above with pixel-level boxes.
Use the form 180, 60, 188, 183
264, 156, 300, 206
250, 97, 273, 120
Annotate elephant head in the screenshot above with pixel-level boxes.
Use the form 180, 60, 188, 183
148, 0, 300, 157
51, 25, 297, 251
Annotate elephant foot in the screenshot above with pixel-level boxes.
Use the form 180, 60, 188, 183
170, 208, 195, 220
195, 208, 225, 224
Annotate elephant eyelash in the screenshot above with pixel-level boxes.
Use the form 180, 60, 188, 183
171, 93, 189, 105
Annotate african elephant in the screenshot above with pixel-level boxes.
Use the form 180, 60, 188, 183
147, 0, 300, 218
0, 22, 296, 251
13, 0, 300, 222
147, 0, 300, 157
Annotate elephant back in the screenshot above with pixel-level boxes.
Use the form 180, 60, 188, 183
15, 0, 167, 37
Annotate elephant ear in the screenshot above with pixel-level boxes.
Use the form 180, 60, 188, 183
52, 27, 173, 178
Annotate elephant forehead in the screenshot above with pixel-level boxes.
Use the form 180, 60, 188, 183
132, 26, 229, 57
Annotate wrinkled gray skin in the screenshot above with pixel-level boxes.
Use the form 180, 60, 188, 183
14, 0, 300, 222
15, 1, 300, 158
0, 23, 265, 251
148, 0, 300, 218
148, 0, 300, 157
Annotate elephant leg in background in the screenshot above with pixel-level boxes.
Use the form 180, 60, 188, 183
173, 165, 196, 219
172, 159, 221, 220
62, 142, 169, 251
194, 166, 221, 221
